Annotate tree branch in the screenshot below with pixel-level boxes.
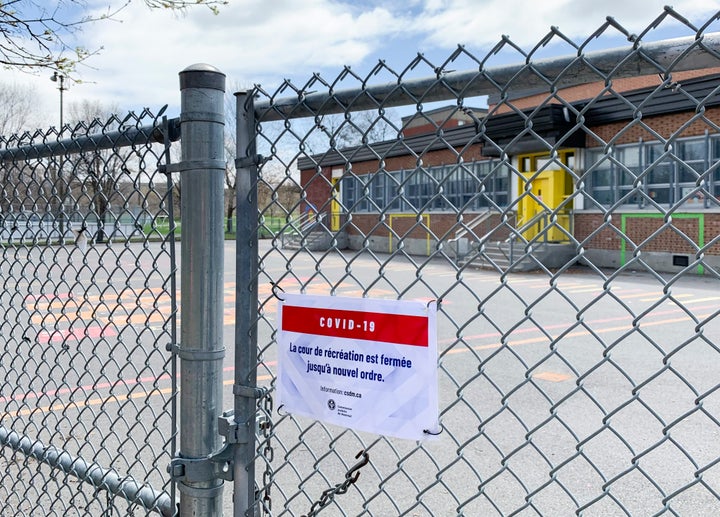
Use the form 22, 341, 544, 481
0, 0, 227, 74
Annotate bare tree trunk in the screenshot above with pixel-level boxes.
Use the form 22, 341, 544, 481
226, 206, 234, 234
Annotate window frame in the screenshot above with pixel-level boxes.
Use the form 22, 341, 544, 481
585, 134, 716, 209
341, 159, 510, 214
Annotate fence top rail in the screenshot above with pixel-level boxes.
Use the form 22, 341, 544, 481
252, 32, 720, 122
0, 117, 180, 163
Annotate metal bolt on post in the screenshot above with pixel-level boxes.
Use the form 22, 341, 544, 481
176, 63, 227, 516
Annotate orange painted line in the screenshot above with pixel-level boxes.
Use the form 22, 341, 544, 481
4, 389, 174, 418
532, 372, 572, 382
441, 303, 719, 346
31, 311, 170, 326
27, 290, 170, 310
637, 293, 694, 302
4, 375, 274, 418
445, 313, 711, 355
0, 373, 172, 404
3, 363, 277, 407
615, 291, 663, 299
560, 287, 607, 294
673, 296, 720, 305
37, 326, 117, 344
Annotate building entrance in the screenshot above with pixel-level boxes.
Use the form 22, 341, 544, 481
517, 151, 575, 241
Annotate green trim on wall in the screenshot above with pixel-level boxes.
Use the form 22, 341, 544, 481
620, 213, 705, 275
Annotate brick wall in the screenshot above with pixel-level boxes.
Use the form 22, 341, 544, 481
300, 168, 333, 215
346, 212, 512, 241
574, 212, 720, 255
491, 69, 720, 114
586, 106, 720, 146
347, 145, 486, 174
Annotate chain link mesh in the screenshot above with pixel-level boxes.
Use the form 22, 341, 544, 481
247, 8, 720, 516
3, 7, 720, 517
0, 109, 178, 515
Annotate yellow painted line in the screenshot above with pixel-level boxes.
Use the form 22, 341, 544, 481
446, 313, 710, 355
617, 292, 663, 299
5, 375, 274, 418
335, 289, 395, 298
445, 323, 628, 353
532, 372, 572, 382
504, 278, 547, 285
556, 287, 604, 294
638, 293, 694, 302
552, 284, 631, 294
5, 388, 174, 418
673, 296, 720, 305
31, 312, 169, 326
27, 290, 171, 311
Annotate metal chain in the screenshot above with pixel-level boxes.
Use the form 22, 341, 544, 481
303, 450, 370, 517
260, 391, 274, 515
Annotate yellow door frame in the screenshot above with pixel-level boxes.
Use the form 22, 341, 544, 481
330, 173, 341, 232
517, 150, 575, 241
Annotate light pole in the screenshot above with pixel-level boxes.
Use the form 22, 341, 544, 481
50, 71, 67, 240
50, 71, 65, 131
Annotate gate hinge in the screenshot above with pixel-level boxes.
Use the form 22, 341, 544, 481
235, 154, 265, 169
167, 410, 262, 484
218, 409, 254, 444
168, 442, 234, 483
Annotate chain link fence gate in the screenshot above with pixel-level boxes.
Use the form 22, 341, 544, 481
0, 106, 181, 515
234, 8, 720, 517
3, 8, 720, 517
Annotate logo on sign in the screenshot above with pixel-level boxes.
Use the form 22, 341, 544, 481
328, 399, 336, 410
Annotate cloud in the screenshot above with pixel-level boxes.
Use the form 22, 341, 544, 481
4, 0, 720, 130
414, 0, 719, 50
67, 0, 411, 113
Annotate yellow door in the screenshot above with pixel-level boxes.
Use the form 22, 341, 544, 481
517, 151, 574, 242
519, 176, 549, 240
331, 178, 341, 231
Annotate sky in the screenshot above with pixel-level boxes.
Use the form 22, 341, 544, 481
6, 0, 720, 130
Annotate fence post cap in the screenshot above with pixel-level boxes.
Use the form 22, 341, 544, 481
179, 64, 226, 92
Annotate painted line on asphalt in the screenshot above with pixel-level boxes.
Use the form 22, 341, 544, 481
671, 296, 720, 305
1, 361, 278, 407
532, 372, 572, 382
3, 375, 274, 418
439, 302, 719, 347
443, 312, 712, 355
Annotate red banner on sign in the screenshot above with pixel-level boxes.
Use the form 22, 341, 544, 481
282, 305, 428, 347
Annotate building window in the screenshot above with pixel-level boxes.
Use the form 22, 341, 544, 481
619, 145, 644, 205
712, 137, 720, 198
585, 135, 716, 208
341, 173, 367, 212
341, 160, 509, 213
676, 138, 708, 204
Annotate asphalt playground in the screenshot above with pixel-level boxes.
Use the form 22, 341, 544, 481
2, 237, 719, 515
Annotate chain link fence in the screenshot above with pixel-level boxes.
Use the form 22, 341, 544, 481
3, 7, 720, 517
0, 109, 179, 515
241, 7, 720, 516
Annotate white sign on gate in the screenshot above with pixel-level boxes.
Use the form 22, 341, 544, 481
277, 294, 439, 441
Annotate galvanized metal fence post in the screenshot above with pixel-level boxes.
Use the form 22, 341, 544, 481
233, 91, 260, 517
177, 64, 227, 516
